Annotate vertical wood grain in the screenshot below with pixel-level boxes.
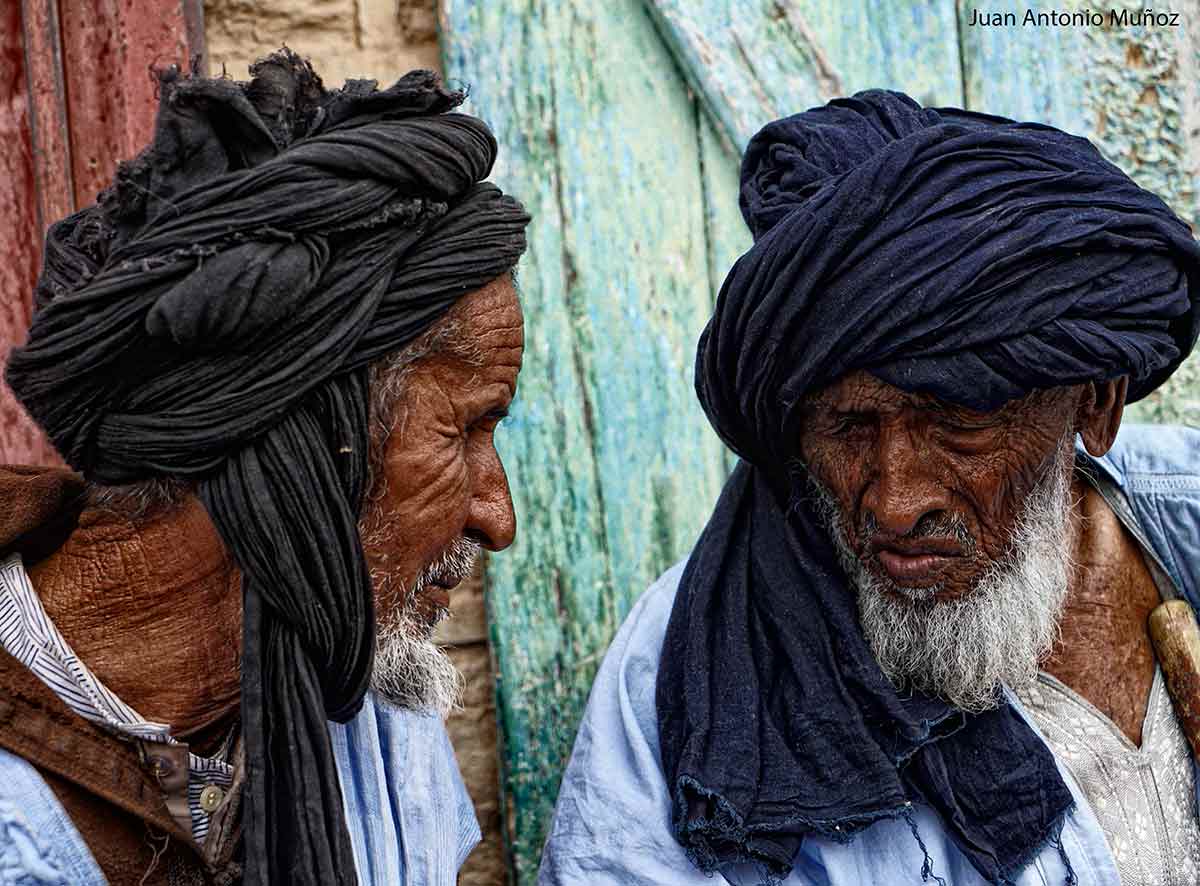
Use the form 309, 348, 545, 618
58, 0, 193, 207
3, 0, 200, 466
20, 0, 74, 232
644, 0, 963, 150
441, 0, 731, 878
2, 0, 59, 466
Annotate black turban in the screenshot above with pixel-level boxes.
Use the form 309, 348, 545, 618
657, 91, 1200, 883
6, 52, 529, 886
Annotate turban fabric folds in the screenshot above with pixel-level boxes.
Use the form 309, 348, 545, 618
657, 91, 1200, 882
7, 53, 529, 885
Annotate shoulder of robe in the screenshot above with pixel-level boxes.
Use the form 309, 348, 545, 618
1090, 423, 1200, 487
1086, 422, 1200, 607
616, 559, 689, 670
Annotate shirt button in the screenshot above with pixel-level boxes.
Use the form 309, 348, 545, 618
199, 784, 225, 813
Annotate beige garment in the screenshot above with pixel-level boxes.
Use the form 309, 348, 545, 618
1016, 668, 1200, 886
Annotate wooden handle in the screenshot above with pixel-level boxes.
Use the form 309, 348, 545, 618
1150, 599, 1200, 763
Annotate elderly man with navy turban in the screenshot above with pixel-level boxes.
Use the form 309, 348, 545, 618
540, 92, 1200, 885
0, 52, 528, 885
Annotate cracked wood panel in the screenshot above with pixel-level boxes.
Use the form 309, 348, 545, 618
960, 0, 1200, 425
441, 0, 731, 880
643, 0, 963, 151
3, 0, 199, 466
1, 0, 57, 466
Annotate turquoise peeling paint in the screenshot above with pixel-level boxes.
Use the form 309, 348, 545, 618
442, 1, 731, 880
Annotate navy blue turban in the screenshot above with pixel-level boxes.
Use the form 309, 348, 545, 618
6, 53, 528, 886
657, 91, 1200, 883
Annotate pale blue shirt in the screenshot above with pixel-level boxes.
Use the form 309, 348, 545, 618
538, 562, 1119, 886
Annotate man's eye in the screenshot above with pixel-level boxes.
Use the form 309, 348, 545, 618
830, 415, 872, 436
940, 420, 990, 436
470, 411, 509, 434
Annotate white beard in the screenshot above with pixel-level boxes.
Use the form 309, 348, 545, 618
364, 534, 480, 716
813, 439, 1074, 713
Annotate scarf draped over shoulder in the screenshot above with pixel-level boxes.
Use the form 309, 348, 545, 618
657, 90, 1200, 883
6, 52, 529, 886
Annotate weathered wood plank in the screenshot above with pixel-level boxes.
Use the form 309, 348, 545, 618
58, 0, 193, 207
644, 0, 963, 150
442, 1, 730, 879
20, 0, 74, 231
3, 0, 60, 466
960, 0, 1200, 424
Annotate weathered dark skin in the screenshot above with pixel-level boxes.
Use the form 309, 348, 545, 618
29, 496, 242, 751
799, 369, 1160, 746
29, 276, 523, 745
364, 276, 522, 628
1051, 478, 1161, 746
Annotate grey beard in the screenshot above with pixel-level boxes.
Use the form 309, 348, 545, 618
812, 439, 1074, 713
368, 536, 481, 716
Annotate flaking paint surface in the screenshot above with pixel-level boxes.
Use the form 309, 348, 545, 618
645, 0, 962, 150
442, 0, 731, 879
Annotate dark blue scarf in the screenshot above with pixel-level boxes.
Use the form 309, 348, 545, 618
657, 90, 1200, 883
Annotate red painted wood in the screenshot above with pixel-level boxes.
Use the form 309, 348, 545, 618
2, 0, 201, 466
1, 0, 59, 466
59, 0, 192, 207
20, 0, 74, 232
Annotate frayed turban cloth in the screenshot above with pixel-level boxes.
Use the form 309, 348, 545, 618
656, 91, 1200, 883
6, 53, 529, 886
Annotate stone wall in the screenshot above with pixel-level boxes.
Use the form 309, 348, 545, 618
204, 0, 440, 86
202, 4, 506, 882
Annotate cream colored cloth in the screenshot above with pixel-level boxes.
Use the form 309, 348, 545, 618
1016, 668, 1200, 885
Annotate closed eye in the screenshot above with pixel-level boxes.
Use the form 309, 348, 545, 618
469, 408, 509, 433
829, 412, 874, 435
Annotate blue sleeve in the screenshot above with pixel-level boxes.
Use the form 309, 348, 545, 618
0, 748, 106, 886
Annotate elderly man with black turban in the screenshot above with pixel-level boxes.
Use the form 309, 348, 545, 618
0, 52, 528, 886
540, 91, 1200, 886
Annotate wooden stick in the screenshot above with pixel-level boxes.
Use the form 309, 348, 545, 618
1150, 599, 1200, 762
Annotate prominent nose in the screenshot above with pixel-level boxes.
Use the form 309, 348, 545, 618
465, 442, 517, 551
861, 421, 951, 537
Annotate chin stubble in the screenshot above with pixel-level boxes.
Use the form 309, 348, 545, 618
360, 504, 481, 715
810, 437, 1075, 713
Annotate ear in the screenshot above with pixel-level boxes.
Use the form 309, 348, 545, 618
1076, 377, 1128, 457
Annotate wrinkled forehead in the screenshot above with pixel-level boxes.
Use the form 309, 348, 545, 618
802, 369, 1059, 422
416, 274, 525, 388
803, 370, 947, 413
806, 367, 1080, 432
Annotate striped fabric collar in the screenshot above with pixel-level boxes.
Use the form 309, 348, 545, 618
0, 552, 233, 844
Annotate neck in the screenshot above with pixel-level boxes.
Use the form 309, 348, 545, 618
1042, 475, 1160, 746
27, 495, 242, 750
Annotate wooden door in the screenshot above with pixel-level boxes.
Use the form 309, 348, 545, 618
0, 0, 202, 466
